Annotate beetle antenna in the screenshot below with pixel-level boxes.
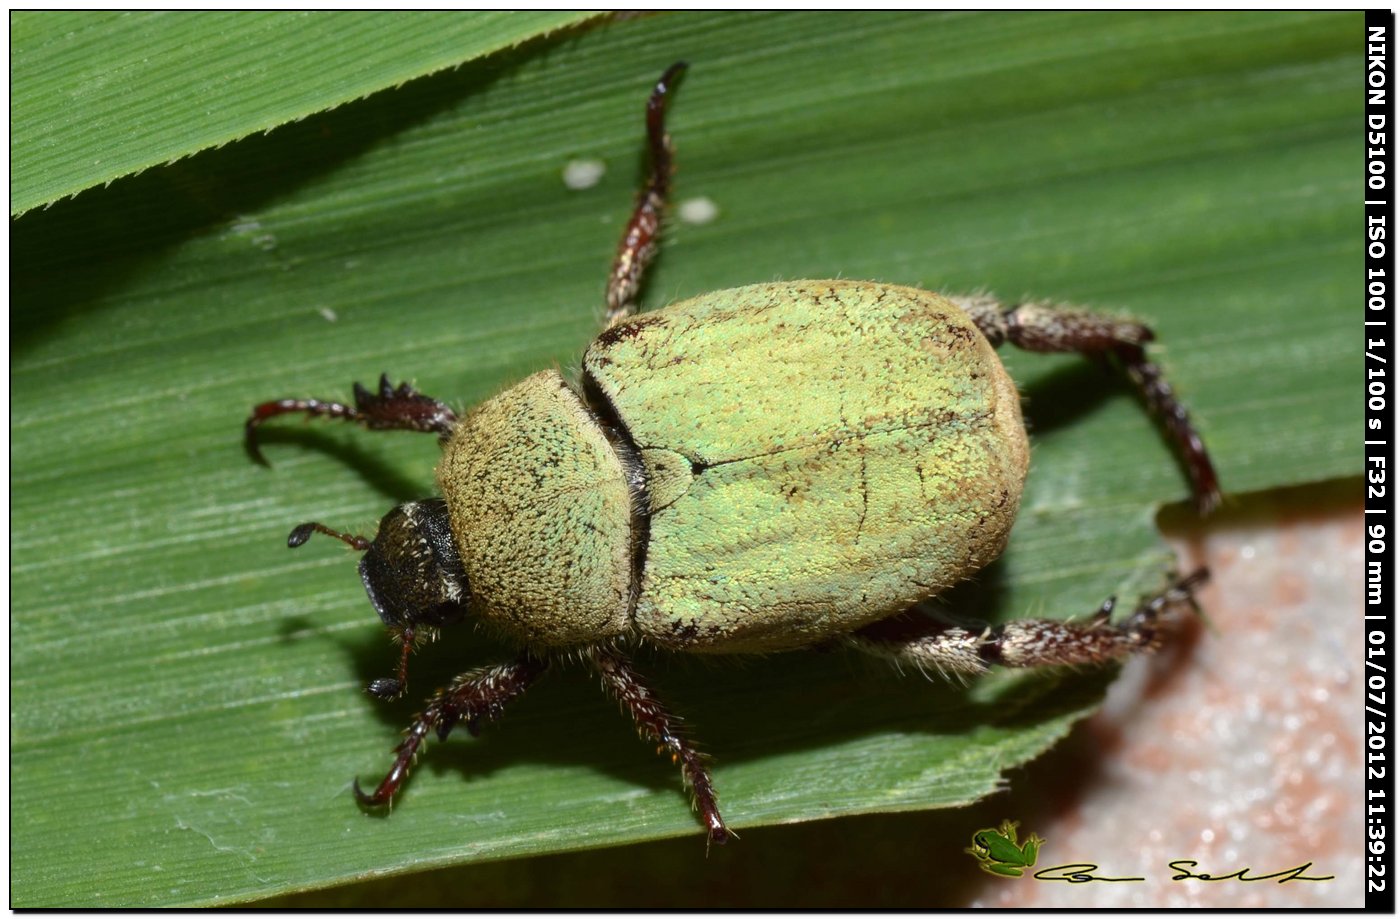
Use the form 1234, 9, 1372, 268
287, 522, 372, 551
367, 627, 415, 701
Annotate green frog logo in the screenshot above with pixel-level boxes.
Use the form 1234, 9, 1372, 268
966, 820, 1046, 878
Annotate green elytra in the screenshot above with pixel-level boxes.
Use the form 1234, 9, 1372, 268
439, 280, 1026, 652
245, 62, 1217, 845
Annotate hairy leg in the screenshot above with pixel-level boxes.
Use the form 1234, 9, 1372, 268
950, 293, 1220, 515
849, 569, 1208, 676
588, 645, 732, 846
353, 653, 548, 807
245, 373, 457, 464
604, 62, 687, 328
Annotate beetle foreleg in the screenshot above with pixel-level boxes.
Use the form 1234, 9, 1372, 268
245, 373, 457, 464
353, 652, 547, 808
587, 645, 733, 847
952, 293, 1221, 515
604, 62, 687, 328
851, 569, 1208, 674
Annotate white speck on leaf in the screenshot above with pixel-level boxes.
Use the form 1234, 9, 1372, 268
679, 196, 720, 225
563, 158, 606, 190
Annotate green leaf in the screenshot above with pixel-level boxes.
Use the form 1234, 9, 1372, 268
10, 10, 601, 216
12, 11, 1358, 906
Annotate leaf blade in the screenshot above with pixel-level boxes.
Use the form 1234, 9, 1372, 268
10, 10, 601, 215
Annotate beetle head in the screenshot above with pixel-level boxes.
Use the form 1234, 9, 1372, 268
357, 499, 469, 634
288, 498, 469, 700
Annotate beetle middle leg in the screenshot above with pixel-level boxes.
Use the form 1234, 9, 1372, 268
950, 293, 1221, 515
245, 373, 457, 464
354, 652, 548, 807
587, 645, 733, 847
848, 569, 1208, 676
603, 61, 687, 328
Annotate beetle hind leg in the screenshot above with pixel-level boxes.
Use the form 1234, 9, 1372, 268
846, 615, 990, 680
587, 645, 733, 847
245, 373, 458, 464
950, 293, 1221, 515
353, 653, 548, 808
849, 569, 1208, 675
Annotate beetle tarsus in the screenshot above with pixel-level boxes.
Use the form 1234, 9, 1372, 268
605, 61, 688, 327
1112, 344, 1222, 515
983, 568, 1209, 668
355, 654, 547, 809
706, 815, 735, 852
851, 569, 1209, 673
587, 645, 730, 845
245, 396, 360, 465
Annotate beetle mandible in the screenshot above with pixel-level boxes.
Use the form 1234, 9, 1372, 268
246, 62, 1219, 846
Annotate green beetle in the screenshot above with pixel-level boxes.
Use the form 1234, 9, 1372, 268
246, 63, 1217, 846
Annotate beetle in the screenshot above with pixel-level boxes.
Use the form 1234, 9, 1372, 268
246, 62, 1219, 846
